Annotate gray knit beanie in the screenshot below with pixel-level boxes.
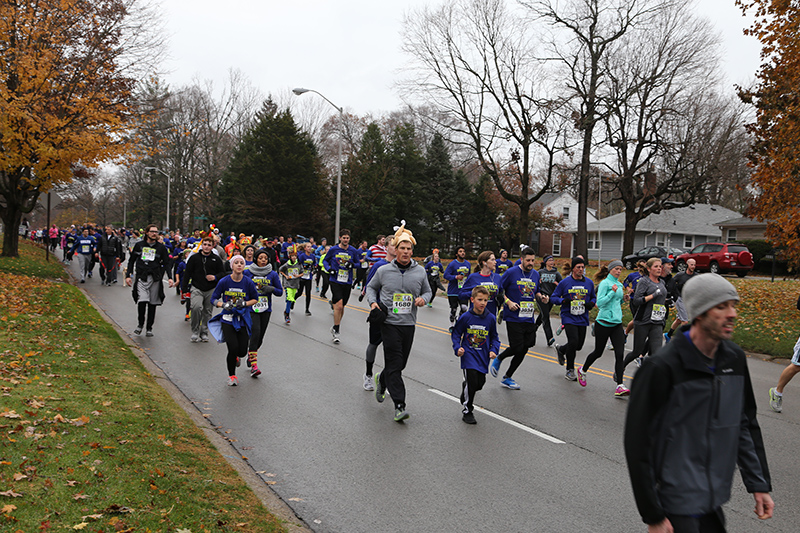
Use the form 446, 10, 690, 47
608, 260, 623, 271
682, 273, 740, 322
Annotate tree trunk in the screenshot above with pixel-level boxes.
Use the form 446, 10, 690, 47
622, 207, 641, 258
518, 203, 530, 249
1, 207, 23, 257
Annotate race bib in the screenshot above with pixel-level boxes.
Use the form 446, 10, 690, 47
519, 301, 535, 318
81, 245, 89, 253
288, 267, 300, 278
253, 296, 270, 313
392, 293, 413, 314
222, 313, 233, 322
337, 269, 349, 283
142, 247, 156, 262
302, 269, 312, 280
570, 299, 585, 316
457, 278, 464, 289
651, 303, 667, 322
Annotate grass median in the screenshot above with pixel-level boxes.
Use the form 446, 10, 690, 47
0, 241, 287, 532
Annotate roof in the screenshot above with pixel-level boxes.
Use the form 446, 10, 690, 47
714, 216, 768, 228
533, 191, 566, 209
585, 204, 743, 235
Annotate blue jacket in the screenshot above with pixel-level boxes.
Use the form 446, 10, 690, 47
244, 267, 283, 313
70, 236, 96, 256
451, 308, 501, 372
499, 266, 541, 323
550, 275, 596, 327
210, 274, 259, 333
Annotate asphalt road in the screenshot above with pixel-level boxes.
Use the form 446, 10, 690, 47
69, 260, 799, 532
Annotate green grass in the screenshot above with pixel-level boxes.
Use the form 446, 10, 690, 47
0, 235, 69, 280
0, 241, 288, 532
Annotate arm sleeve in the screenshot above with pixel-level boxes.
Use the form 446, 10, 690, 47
366, 269, 381, 305
459, 274, 477, 301
210, 278, 224, 305
443, 262, 457, 282
270, 272, 284, 298
736, 364, 772, 493
550, 281, 565, 306
451, 315, 464, 353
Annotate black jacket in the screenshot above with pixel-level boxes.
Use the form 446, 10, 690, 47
182, 251, 226, 292
98, 233, 123, 258
624, 326, 771, 525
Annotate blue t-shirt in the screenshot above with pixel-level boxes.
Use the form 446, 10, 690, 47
495, 259, 514, 275
323, 244, 359, 285
444, 259, 471, 297
499, 265, 541, 323
451, 309, 501, 372
460, 272, 503, 317
550, 275, 597, 327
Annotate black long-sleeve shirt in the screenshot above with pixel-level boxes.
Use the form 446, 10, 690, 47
181, 251, 226, 292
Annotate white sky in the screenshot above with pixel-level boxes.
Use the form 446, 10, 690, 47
159, 0, 762, 117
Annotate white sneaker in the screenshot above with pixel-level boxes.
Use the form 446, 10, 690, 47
331, 326, 340, 344
363, 374, 375, 391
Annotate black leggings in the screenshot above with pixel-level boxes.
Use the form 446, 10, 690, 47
461, 368, 486, 414
296, 279, 312, 311
378, 324, 415, 409
137, 302, 157, 330
222, 323, 250, 376
535, 300, 555, 341
497, 321, 537, 378
249, 311, 272, 353
563, 324, 587, 371
428, 276, 445, 304
319, 272, 330, 297
581, 322, 625, 385
623, 323, 664, 368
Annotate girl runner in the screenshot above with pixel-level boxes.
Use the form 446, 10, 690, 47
244, 250, 283, 377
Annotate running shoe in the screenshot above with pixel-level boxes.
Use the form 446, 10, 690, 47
565, 369, 577, 381
228, 376, 238, 387
190, 333, 199, 343
462, 412, 477, 424
489, 357, 501, 378
664, 332, 670, 343
250, 364, 261, 378
145, 330, 154, 337
606, 342, 614, 351
134, 326, 143, 335
554, 344, 565, 366
331, 326, 340, 344
394, 407, 410, 422
547, 337, 555, 347
374, 373, 386, 403
284, 312, 290, 324
363, 374, 374, 391
80, 279, 85, 284
615, 384, 630, 397
556, 324, 564, 336
200, 334, 209, 343
577, 365, 587, 387
634, 356, 643, 368
426, 303, 432, 308
236, 356, 241, 367
305, 310, 312, 316
769, 387, 783, 413
501, 377, 520, 390
184, 313, 190, 321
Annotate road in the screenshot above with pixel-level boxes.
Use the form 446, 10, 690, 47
69, 260, 799, 532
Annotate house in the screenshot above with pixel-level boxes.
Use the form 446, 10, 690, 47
579, 204, 743, 261
530, 192, 596, 258
715, 216, 768, 242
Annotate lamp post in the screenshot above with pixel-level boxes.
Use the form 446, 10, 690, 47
144, 167, 170, 231
292, 87, 344, 238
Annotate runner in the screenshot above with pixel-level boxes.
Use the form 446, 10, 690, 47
459, 251, 503, 318
244, 249, 283, 377
575, 260, 630, 396
623, 260, 647, 341
314, 237, 327, 292
622, 257, 667, 369
367, 235, 387, 265
489, 247, 543, 390
174, 249, 191, 321
296, 242, 315, 316
125, 224, 174, 337
279, 245, 303, 324
353, 240, 369, 290
361, 235, 397, 391
97, 226, 123, 286
69, 227, 97, 283
182, 234, 226, 343
443, 246, 471, 328
534, 255, 562, 346
367, 224, 431, 422
551, 257, 597, 381
323, 229, 359, 343
451, 285, 500, 424
495, 249, 513, 275
665, 258, 697, 340
209, 255, 259, 386
424, 248, 445, 308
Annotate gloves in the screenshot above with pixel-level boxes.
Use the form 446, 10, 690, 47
222, 300, 234, 311
234, 298, 246, 309
259, 285, 275, 296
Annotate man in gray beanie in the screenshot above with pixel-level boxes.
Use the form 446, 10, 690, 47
624, 273, 774, 531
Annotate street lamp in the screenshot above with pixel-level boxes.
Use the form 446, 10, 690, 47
144, 167, 170, 231
292, 87, 344, 238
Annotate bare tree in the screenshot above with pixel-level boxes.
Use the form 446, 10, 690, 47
401, 0, 575, 243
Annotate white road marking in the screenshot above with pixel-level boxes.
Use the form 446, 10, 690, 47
427, 388, 565, 444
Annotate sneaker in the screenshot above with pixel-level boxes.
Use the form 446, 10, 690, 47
250, 364, 261, 378
305, 310, 312, 316
394, 407, 410, 422
634, 356, 643, 368
769, 387, 783, 413
615, 384, 630, 397
556, 324, 564, 336
577, 365, 587, 387
606, 342, 614, 351
200, 334, 209, 343
565, 369, 577, 381
374, 373, 386, 403
184, 314, 190, 321
331, 326, 340, 344
555, 344, 565, 366
489, 357, 501, 378
80, 279, 85, 284
363, 374, 375, 391
236, 356, 241, 367
547, 337, 555, 347
228, 376, 238, 387
190, 333, 199, 343
133, 326, 143, 335
426, 303, 432, 308
284, 312, 290, 324
501, 377, 520, 390
664, 332, 670, 343
145, 330, 154, 337
462, 412, 477, 424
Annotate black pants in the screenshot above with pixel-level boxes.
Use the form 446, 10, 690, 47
623, 323, 664, 367
353, 267, 367, 288
100, 254, 118, 283
581, 322, 625, 384
296, 278, 312, 311
378, 324, 415, 409
320, 272, 330, 298
535, 300, 555, 341
428, 276, 445, 304
137, 302, 157, 330
666, 507, 726, 533
222, 322, 250, 376
497, 321, 537, 378
460, 368, 486, 414
248, 311, 271, 353
448, 295, 467, 322
563, 324, 587, 371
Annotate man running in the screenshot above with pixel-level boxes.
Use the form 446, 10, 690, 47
97, 226, 123, 286
125, 224, 174, 337
69, 227, 97, 283
444, 246, 471, 328
323, 229, 359, 343
665, 258, 697, 340
183, 234, 226, 342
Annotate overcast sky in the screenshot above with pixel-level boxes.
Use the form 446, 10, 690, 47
159, 0, 762, 117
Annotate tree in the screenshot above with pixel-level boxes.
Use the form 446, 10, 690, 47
738, 0, 800, 266
216, 100, 328, 237
0, 0, 161, 256
401, 0, 570, 243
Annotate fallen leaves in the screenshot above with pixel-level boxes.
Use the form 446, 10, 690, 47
0, 489, 22, 497
1, 504, 16, 513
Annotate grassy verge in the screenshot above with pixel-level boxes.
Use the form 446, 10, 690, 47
0, 242, 287, 532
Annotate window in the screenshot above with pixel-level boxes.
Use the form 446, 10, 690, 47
656, 233, 666, 247
727, 229, 737, 242
562, 206, 570, 220
552, 233, 561, 256
684, 235, 693, 248
588, 232, 601, 250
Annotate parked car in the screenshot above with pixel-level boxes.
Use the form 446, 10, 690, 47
622, 246, 686, 270
675, 242, 754, 277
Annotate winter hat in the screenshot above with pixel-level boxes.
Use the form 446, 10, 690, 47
682, 273, 740, 322
608, 260, 623, 271
571, 256, 585, 269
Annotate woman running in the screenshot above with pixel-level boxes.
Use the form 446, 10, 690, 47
244, 249, 283, 377
623, 257, 667, 369
459, 251, 503, 317
535, 255, 562, 346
